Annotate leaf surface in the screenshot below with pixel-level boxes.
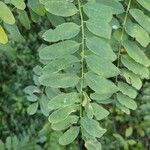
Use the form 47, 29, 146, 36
81, 117, 106, 138
130, 9, 150, 33
59, 127, 80, 145
86, 54, 120, 78
45, 0, 78, 17
0, 1, 15, 24
117, 93, 137, 110
48, 105, 78, 123
48, 92, 80, 110
121, 55, 149, 79
0, 25, 8, 44
123, 41, 150, 67
85, 72, 118, 95
86, 36, 116, 61
43, 22, 80, 42
136, 0, 150, 11
39, 40, 80, 60
91, 103, 109, 120
39, 73, 79, 88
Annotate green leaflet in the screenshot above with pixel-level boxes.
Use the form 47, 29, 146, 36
86, 19, 112, 39
125, 20, 150, 47
118, 81, 137, 99
113, 133, 126, 146
116, 101, 130, 114
29, 9, 40, 23
26, 94, 38, 102
136, 0, 150, 11
0, 140, 5, 150
4, 24, 25, 43
48, 105, 78, 123
18, 10, 31, 30
85, 72, 118, 95
43, 22, 80, 42
48, 92, 80, 110
28, 0, 45, 16
130, 9, 150, 33
24, 85, 40, 95
0, 1, 15, 24
81, 127, 96, 141
125, 127, 133, 138
45, 87, 60, 99
121, 55, 149, 79
59, 126, 80, 145
121, 69, 142, 90
44, 0, 78, 17
11, 0, 26, 10
91, 103, 109, 120
117, 93, 137, 110
86, 54, 120, 78
96, 0, 124, 14
0, 25, 8, 44
90, 93, 113, 104
51, 115, 79, 131
27, 102, 38, 115
83, 1, 112, 22
39, 40, 80, 60
81, 117, 106, 138
123, 41, 150, 67
86, 36, 116, 61
85, 140, 102, 150
39, 94, 49, 117
46, 12, 65, 27
42, 56, 79, 74
86, 104, 94, 119
33, 65, 42, 75
39, 73, 79, 88
5, 137, 11, 150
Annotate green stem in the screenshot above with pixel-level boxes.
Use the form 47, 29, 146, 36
78, 0, 85, 118
115, 0, 132, 84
